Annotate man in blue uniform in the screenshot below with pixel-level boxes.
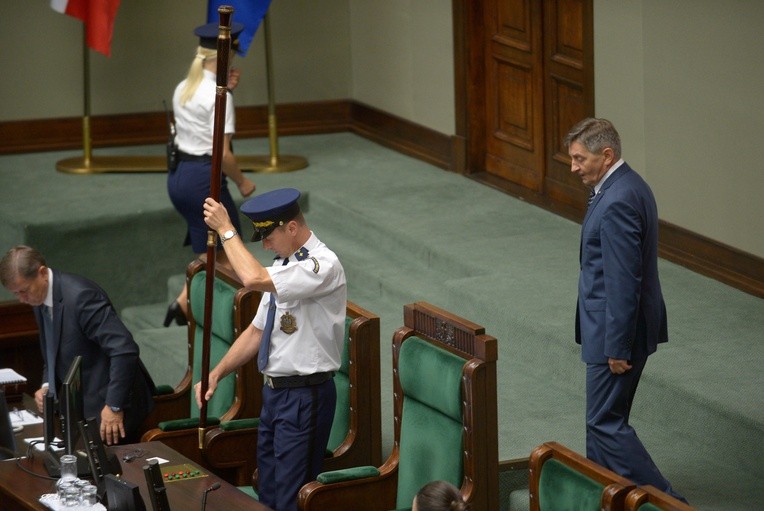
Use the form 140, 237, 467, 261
196, 188, 347, 511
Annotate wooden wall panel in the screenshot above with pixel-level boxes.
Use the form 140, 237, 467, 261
485, 0, 544, 191
543, 0, 593, 208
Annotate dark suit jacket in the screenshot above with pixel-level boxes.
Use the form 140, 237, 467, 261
34, 270, 155, 438
575, 163, 668, 364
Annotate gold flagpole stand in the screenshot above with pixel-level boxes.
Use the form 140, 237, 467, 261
236, 12, 307, 173
56, 26, 167, 174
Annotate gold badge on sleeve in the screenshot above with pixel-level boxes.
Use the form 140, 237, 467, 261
280, 312, 297, 334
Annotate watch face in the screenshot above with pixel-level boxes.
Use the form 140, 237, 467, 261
224, 230, 235, 239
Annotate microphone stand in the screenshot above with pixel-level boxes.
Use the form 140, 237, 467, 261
201, 482, 221, 511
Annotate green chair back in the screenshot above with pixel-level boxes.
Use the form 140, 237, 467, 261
539, 458, 605, 511
326, 316, 353, 452
395, 336, 465, 509
189, 270, 238, 420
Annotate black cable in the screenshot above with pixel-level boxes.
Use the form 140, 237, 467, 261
11, 442, 58, 480
121, 447, 146, 463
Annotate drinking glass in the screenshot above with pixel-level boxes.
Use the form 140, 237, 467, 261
80, 484, 98, 506
63, 485, 80, 507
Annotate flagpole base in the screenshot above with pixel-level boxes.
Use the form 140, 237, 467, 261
237, 155, 308, 173
56, 156, 168, 174
56, 155, 310, 174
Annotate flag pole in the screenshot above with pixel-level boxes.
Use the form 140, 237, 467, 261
54, 15, 167, 174
198, 4, 234, 451
81, 24, 92, 167
236, 11, 308, 173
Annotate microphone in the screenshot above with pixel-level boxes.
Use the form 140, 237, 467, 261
201, 482, 221, 511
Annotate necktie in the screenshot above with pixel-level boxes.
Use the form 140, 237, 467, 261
257, 293, 278, 372
42, 305, 57, 397
257, 248, 310, 372
587, 188, 596, 206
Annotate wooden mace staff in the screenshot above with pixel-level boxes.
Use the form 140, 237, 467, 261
199, 4, 234, 450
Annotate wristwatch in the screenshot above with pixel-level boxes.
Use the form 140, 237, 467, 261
109, 405, 121, 412
221, 229, 238, 244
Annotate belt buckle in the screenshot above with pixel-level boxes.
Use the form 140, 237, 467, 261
264, 375, 275, 389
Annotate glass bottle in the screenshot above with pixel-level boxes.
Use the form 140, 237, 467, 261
59, 454, 78, 480
56, 454, 78, 501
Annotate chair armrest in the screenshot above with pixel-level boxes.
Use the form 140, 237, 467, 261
220, 418, 260, 430
158, 417, 220, 432
204, 421, 261, 487
316, 466, 380, 484
141, 426, 218, 468
138, 383, 192, 437
153, 384, 175, 395
298, 461, 398, 511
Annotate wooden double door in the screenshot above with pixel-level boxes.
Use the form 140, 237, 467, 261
466, 0, 593, 210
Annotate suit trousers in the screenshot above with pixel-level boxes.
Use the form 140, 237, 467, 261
585, 354, 686, 502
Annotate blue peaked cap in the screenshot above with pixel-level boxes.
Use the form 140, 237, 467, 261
241, 188, 302, 241
193, 21, 245, 55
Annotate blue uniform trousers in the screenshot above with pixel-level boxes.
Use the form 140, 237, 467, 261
257, 378, 336, 511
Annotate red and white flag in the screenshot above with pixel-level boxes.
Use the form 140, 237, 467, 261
50, 0, 121, 57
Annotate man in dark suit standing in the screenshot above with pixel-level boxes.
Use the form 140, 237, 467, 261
0, 245, 154, 445
565, 118, 686, 502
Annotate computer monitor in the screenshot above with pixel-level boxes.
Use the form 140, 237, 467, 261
105, 474, 147, 511
43, 391, 56, 451
80, 416, 122, 500
60, 355, 84, 456
0, 388, 18, 460
44, 356, 91, 477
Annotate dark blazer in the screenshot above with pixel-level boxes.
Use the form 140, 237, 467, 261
33, 270, 155, 439
575, 163, 668, 364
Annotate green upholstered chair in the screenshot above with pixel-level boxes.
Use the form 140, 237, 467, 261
529, 441, 636, 511
297, 302, 499, 511
139, 259, 262, 467
203, 300, 382, 487
624, 485, 696, 511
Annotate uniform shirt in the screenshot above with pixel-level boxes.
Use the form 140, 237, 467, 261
253, 232, 347, 377
172, 69, 235, 155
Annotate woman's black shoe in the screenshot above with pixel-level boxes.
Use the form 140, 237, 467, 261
163, 301, 188, 327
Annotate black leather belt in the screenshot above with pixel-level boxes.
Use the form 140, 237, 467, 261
177, 151, 212, 162
264, 371, 334, 389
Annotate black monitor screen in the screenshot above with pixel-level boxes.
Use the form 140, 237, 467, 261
61, 355, 84, 455
105, 474, 147, 511
43, 392, 56, 451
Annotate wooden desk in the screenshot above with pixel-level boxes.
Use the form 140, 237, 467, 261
0, 440, 271, 511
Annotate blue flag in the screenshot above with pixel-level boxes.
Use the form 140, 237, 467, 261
207, 0, 272, 56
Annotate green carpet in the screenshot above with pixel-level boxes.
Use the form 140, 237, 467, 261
1, 133, 761, 510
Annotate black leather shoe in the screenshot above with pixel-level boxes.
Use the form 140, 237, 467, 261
163, 301, 188, 327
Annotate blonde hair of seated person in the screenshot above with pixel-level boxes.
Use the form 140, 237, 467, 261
412, 480, 470, 511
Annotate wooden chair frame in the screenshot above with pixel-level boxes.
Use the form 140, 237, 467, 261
529, 441, 636, 511
139, 258, 262, 466
625, 485, 695, 511
203, 300, 382, 486
297, 301, 499, 511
